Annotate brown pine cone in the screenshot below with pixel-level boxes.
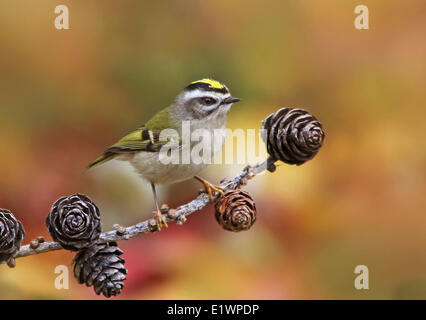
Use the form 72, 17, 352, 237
46, 194, 102, 251
215, 190, 256, 232
0, 209, 25, 264
72, 242, 127, 298
262, 108, 325, 166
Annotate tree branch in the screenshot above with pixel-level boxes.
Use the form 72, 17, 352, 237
6, 159, 269, 262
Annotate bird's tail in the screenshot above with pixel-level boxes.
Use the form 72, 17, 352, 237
87, 152, 115, 170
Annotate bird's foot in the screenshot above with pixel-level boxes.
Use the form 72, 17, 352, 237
194, 176, 225, 202
153, 209, 168, 231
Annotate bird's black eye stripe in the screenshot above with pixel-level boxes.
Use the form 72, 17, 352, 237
200, 97, 217, 105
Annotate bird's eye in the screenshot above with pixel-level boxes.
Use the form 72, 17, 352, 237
201, 97, 216, 105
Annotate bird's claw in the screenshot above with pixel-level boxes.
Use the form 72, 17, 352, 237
195, 177, 224, 202
154, 210, 168, 231
206, 184, 225, 201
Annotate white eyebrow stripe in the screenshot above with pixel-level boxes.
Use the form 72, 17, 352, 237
183, 89, 230, 100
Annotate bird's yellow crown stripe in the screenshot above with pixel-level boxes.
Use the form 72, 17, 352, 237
191, 78, 224, 89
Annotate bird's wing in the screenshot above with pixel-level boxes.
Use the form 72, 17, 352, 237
107, 126, 164, 153
88, 125, 180, 169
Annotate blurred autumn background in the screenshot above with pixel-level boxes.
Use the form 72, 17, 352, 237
0, 0, 425, 299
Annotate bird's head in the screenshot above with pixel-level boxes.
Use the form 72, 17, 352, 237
173, 78, 240, 121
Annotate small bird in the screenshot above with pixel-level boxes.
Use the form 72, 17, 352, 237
88, 79, 240, 230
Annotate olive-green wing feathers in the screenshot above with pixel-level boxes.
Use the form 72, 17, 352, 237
88, 126, 173, 169
107, 127, 162, 153
88, 106, 181, 169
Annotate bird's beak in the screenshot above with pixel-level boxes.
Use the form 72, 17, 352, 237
223, 97, 241, 104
